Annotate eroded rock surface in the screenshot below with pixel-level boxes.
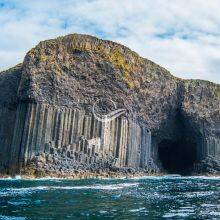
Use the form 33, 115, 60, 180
0, 34, 219, 176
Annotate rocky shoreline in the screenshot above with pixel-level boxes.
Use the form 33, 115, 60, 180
18, 146, 160, 179
0, 172, 219, 180
20, 169, 158, 180
1, 147, 219, 179
16, 143, 219, 179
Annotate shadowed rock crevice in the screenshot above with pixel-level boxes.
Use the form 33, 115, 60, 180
158, 139, 197, 175
157, 109, 198, 175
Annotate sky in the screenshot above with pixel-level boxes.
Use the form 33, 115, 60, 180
0, 0, 219, 83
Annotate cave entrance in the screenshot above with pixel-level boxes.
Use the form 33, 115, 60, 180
158, 139, 197, 175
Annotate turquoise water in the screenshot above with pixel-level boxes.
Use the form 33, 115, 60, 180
0, 175, 219, 219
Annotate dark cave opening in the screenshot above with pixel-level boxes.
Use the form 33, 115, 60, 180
158, 139, 197, 175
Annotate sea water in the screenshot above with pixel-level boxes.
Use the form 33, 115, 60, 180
0, 175, 219, 219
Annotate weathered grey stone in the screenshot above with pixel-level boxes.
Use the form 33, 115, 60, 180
44, 143, 50, 154
66, 151, 71, 158
36, 155, 46, 164
50, 147, 56, 154
46, 155, 53, 163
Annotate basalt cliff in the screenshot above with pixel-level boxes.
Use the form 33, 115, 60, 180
0, 34, 219, 177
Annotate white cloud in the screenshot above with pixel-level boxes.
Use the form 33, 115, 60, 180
0, 0, 219, 83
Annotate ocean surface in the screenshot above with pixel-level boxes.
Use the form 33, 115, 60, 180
0, 175, 219, 219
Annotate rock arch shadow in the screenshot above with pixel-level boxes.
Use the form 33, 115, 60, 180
157, 109, 198, 175
158, 139, 197, 175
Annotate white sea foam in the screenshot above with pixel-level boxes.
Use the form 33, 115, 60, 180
51, 182, 139, 190
181, 176, 220, 180
0, 182, 139, 197
0, 186, 49, 197
0, 177, 13, 180
129, 175, 182, 180
99, 176, 127, 180
0, 176, 64, 181
0, 215, 26, 220
163, 213, 191, 218
0, 174, 219, 182
129, 207, 146, 212
14, 175, 22, 179
129, 175, 220, 181
184, 191, 216, 198
0, 175, 23, 181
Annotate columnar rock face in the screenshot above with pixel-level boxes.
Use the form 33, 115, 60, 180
0, 64, 22, 173
0, 34, 219, 175
8, 103, 155, 173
